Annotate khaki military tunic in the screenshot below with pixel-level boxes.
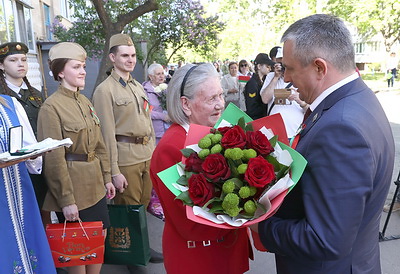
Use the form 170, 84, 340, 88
37, 85, 111, 211
92, 69, 155, 176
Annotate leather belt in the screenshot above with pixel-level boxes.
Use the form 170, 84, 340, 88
65, 151, 96, 162
187, 237, 224, 248
115, 135, 150, 145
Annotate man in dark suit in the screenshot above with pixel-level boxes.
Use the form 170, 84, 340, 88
256, 14, 395, 274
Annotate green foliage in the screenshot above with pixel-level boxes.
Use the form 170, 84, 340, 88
52, 0, 225, 64
181, 148, 196, 158
326, 0, 400, 52
143, 0, 225, 63
361, 72, 385, 80
176, 190, 194, 206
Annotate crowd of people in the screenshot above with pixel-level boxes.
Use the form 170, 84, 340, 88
0, 13, 397, 274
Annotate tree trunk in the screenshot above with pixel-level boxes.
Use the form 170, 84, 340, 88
91, 0, 158, 90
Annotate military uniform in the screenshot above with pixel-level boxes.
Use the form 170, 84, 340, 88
38, 85, 111, 212
0, 42, 46, 209
93, 69, 155, 206
1, 83, 44, 136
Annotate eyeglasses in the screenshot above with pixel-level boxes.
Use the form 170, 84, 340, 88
240, 64, 248, 67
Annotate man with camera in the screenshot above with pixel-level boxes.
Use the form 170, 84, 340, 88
260, 46, 308, 138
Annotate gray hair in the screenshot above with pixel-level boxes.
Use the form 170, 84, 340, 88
147, 63, 163, 76
167, 63, 219, 125
281, 14, 355, 73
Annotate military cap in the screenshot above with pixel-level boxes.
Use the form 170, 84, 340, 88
0, 42, 29, 58
49, 42, 87, 62
109, 34, 134, 50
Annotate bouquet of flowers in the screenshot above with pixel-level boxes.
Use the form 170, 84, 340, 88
158, 104, 306, 228
154, 83, 168, 110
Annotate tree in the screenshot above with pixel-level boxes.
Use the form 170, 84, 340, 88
326, 0, 400, 53
53, 0, 158, 87
52, 0, 225, 87
140, 0, 225, 65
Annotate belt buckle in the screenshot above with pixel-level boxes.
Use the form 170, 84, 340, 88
142, 136, 149, 145
187, 241, 196, 248
87, 151, 95, 162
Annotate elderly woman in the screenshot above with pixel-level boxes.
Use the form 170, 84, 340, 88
221, 61, 246, 110
37, 42, 115, 274
142, 63, 169, 220
150, 63, 251, 274
142, 63, 170, 144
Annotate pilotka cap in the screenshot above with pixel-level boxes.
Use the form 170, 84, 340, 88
109, 34, 134, 50
49, 42, 87, 62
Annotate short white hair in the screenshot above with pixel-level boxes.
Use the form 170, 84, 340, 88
148, 63, 163, 76
167, 63, 219, 125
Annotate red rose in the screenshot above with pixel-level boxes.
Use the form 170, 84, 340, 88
217, 126, 231, 135
201, 153, 231, 182
245, 156, 276, 188
188, 173, 215, 206
246, 131, 274, 156
185, 152, 203, 173
221, 125, 247, 149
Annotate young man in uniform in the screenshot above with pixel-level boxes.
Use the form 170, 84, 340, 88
92, 33, 163, 265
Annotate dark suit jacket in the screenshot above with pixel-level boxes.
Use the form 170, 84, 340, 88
259, 77, 395, 274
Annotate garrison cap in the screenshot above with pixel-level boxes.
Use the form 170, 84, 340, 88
0, 42, 28, 58
49, 42, 87, 62
109, 34, 134, 50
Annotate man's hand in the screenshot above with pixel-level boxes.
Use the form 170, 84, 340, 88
105, 182, 116, 199
288, 89, 308, 107
62, 204, 79, 222
112, 173, 128, 193
228, 88, 238, 93
273, 63, 284, 78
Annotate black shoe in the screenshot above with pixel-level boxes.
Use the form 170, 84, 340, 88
149, 248, 163, 263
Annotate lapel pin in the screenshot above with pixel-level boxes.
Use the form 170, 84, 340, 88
312, 113, 318, 122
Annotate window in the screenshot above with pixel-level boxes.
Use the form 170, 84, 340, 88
0, 1, 35, 51
60, 0, 73, 20
16, 1, 34, 50
43, 3, 51, 40
0, 0, 16, 44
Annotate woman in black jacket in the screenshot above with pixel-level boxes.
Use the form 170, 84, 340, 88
244, 53, 275, 119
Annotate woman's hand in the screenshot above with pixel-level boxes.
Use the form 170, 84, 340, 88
112, 173, 128, 193
163, 113, 171, 123
105, 182, 116, 199
62, 204, 79, 222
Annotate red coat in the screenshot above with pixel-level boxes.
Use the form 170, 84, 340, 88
150, 124, 251, 274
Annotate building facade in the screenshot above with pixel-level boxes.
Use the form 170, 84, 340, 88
0, 0, 73, 94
